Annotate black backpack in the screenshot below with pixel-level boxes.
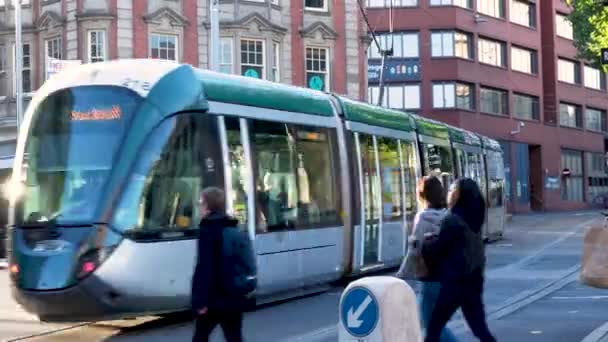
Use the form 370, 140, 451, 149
220, 228, 258, 297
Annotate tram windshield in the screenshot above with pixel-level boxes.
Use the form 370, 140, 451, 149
15, 86, 141, 225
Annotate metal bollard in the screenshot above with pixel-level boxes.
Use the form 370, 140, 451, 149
338, 276, 422, 342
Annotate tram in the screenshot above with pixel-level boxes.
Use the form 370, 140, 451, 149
6, 59, 505, 322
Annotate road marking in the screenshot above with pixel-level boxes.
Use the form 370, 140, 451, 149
581, 321, 608, 342
449, 265, 580, 334
552, 295, 608, 300
487, 217, 597, 277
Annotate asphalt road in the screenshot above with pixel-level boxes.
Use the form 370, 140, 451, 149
1, 211, 608, 342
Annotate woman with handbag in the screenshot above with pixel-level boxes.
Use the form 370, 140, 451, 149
422, 178, 496, 342
396, 176, 458, 342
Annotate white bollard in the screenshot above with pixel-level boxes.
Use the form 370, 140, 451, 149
338, 276, 422, 342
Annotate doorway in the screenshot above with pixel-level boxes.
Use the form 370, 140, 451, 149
529, 145, 543, 211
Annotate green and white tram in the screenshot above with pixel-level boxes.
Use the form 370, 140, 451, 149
6, 59, 505, 322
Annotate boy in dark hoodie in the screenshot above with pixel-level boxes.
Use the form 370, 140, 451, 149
191, 187, 257, 342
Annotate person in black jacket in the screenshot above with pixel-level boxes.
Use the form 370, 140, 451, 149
422, 178, 496, 342
191, 187, 256, 342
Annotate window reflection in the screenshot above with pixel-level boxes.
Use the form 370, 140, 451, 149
252, 120, 339, 232
377, 138, 403, 220
113, 114, 223, 233
225, 118, 248, 230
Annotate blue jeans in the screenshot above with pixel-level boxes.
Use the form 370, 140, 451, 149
420, 281, 459, 342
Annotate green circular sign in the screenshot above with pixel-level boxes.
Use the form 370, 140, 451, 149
309, 76, 324, 90
244, 69, 259, 78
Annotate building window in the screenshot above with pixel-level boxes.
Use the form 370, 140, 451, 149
432, 82, 475, 110
241, 39, 265, 79
510, 0, 535, 27
559, 102, 582, 128
586, 152, 608, 203
480, 86, 508, 115
306, 47, 329, 91
430, 0, 471, 9
368, 84, 421, 110
478, 37, 506, 67
431, 31, 472, 59
478, 0, 504, 18
368, 32, 419, 59
88, 30, 106, 63
45, 37, 62, 60
558, 58, 580, 84
220, 37, 233, 74
561, 149, 584, 202
556, 13, 573, 40
149, 34, 178, 61
305, 0, 327, 11
513, 93, 539, 120
272, 42, 280, 82
584, 65, 605, 90
13, 43, 31, 94
367, 0, 417, 8
585, 107, 606, 132
511, 46, 537, 74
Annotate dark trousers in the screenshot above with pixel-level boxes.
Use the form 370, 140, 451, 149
192, 310, 243, 342
425, 271, 496, 342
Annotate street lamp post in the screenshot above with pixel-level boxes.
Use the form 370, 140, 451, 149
14, 0, 23, 129
209, 0, 220, 72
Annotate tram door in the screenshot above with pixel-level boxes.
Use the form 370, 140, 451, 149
357, 133, 381, 266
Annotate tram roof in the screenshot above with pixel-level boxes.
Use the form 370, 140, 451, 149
448, 126, 482, 147
37, 59, 336, 118
481, 136, 503, 152
412, 115, 450, 140
195, 69, 335, 117
336, 96, 416, 132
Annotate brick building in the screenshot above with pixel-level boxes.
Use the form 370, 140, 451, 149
0, 0, 369, 184
367, 0, 608, 212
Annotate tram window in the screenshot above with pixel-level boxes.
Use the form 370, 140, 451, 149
455, 149, 466, 178
251, 120, 339, 232
112, 114, 223, 233
358, 134, 380, 221
401, 141, 418, 222
16, 86, 141, 225
224, 117, 248, 230
421, 143, 454, 190
377, 137, 404, 220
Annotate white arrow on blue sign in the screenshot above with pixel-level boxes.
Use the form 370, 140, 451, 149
340, 286, 379, 337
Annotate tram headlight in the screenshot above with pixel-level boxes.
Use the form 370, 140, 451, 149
76, 245, 116, 280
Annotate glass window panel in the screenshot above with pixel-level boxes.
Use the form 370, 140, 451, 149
560, 103, 582, 128
253, 121, 338, 232
513, 93, 539, 120
480, 87, 508, 115
112, 114, 222, 233
556, 13, 573, 40
404, 84, 420, 109
388, 86, 404, 109
442, 33, 454, 56
454, 33, 470, 59
586, 108, 605, 132
584, 65, 604, 90
378, 138, 404, 219
431, 33, 443, 57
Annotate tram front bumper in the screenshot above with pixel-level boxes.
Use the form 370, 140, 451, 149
11, 275, 124, 322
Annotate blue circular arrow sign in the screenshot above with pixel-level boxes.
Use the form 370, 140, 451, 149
340, 286, 379, 338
